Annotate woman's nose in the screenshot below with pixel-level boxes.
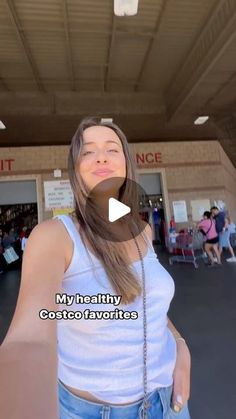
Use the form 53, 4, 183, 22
96, 158, 107, 163
96, 151, 108, 163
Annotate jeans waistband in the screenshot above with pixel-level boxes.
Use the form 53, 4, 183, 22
58, 379, 159, 406
58, 379, 164, 419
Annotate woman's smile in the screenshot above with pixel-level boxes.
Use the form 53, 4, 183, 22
92, 169, 115, 177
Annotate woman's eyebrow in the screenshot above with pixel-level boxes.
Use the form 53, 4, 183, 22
83, 140, 121, 147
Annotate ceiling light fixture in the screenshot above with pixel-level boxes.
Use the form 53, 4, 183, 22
0, 120, 6, 130
194, 116, 209, 125
114, 0, 139, 16
101, 118, 113, 124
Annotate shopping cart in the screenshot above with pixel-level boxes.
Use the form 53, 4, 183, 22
168, 230, 204, 269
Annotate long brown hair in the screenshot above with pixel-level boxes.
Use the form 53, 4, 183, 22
68, 117, 148, 305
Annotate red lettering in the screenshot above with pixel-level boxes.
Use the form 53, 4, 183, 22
146, 153, 154, 163
136, 153, 145, 164
5, 159, 14, 170
155, 152, 162, 163
0, 159, 15, 171
136, 152, 162, 165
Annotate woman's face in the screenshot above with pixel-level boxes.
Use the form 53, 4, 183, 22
77, 125, 126, 193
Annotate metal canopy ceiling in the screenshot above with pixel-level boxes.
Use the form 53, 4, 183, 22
0, 0, 236, 165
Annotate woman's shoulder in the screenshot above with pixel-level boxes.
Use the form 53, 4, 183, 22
32, 218, 64, 234
23, 219, 73, 272
29, 218, 72, 248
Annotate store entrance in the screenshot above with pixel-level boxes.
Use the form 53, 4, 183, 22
0, 180, 38, 271
138, 172, 166, 246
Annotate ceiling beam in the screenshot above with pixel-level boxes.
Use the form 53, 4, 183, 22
15, 26, 153, 38
4, 0, 45, 91
202, 71, 236, 111
104, 13, 116, 92
134, 0, 168, 91
212, 113, 236, 167
166, 0, 236, 120
62, 0, 76, 91
0, 92, 164, 116
0, 77, 139, 86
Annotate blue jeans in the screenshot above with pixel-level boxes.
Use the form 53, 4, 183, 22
58, 380, 191, 419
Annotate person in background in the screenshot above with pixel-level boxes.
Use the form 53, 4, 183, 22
19, 226, 27, 240
2, 231, 11, 250
219, 216, 236, 262
211, 206, 226, 236
159, 208, 166, 249
21, 228, 32, 252
152, 207, 160, 244
8, 228, 18, 245
198, 211, 221, 267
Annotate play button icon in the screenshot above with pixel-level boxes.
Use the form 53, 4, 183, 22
85, 176, 150, 242
108, 198, 131, 222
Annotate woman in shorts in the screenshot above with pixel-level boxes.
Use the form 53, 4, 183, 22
198, 211, 221, 267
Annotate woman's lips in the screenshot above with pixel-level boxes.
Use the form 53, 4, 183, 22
92, 170, 114, 177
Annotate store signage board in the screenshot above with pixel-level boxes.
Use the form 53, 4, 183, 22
44, 180, 74, 210
173, 200, 188, 223
191, 199, 211, 221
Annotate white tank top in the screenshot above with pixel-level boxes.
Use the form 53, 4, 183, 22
54, 214, 177, 404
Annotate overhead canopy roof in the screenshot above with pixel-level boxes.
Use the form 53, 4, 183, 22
0, 0, 236, 165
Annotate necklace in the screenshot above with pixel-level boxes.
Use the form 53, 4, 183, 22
131, 232, 150, 419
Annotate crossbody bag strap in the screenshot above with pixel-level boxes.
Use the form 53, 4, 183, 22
205, 220, 213, 236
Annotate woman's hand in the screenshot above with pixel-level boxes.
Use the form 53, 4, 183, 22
171, 340, 191, 412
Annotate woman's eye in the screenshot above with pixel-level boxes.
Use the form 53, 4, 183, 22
82, 149, 118, 156
82, 151, 92, 156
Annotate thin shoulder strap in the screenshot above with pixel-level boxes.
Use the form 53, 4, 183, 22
205, 219, 213, 236
53, 214, 84, 246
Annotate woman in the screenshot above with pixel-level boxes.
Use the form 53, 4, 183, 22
1, 118, 191, 419
219, 216, 236, 262
198, 211, 221, 267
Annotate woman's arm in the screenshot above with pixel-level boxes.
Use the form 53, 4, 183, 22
197, 219, 204, 230
167, 316, 191, 410
145, 222, 191, 409
0, 219, 66, 419
223, 218, 229, 231
167, 317, 183, 340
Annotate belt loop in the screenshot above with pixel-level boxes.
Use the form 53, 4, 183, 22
101, 405, 111, 419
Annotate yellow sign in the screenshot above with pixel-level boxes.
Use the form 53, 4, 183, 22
53, 208, 74, 217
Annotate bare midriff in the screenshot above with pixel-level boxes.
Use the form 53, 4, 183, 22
62, 381, 138, 406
